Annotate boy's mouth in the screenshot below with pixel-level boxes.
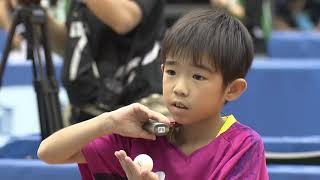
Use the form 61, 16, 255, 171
172, 101, 188, 109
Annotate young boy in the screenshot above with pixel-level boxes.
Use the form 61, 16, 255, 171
38, 9, 269, 180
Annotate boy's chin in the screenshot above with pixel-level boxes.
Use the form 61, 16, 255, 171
169, 116, 190, 125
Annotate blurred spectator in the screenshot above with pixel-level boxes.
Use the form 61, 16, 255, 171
165, 0, 271, 54
0, 0, 22, 49
211, 0, 271, 54
46, 0, 166, 124
274, 0, 320, 31
1, 0, 166, 125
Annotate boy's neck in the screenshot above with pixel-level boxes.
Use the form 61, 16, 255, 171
172, 115, 225, 149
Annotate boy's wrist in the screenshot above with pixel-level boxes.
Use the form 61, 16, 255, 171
98, 112, 117, 135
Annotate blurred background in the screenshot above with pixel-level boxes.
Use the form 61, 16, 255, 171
0, 0, 320, 179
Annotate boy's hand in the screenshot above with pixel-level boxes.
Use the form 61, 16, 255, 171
115, 150, 159, 180
107, 103, 171, 140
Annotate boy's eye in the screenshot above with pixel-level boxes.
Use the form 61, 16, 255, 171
193, 74, 206, 80
166, 70, 176, 76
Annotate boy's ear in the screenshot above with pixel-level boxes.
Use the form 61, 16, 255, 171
161, 64, 164, 72
224, 78, 247, 102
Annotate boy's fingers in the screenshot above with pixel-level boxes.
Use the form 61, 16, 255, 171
148, 110, 170, 125
137, 103, 170, 125
116, 150, 158, 179
115, 151, 132, 175
141, 170, 159, 180
115, 151, 127, 170
124, 156, 141, 176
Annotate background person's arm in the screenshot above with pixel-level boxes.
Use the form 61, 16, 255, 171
210, 0, 245, 19
46, 14, 67, 56
83, 0, 142, 34
1, 0, 65, 52
0, 0, 12, 32
46, 0, 144, 56
0, 0, 22, 49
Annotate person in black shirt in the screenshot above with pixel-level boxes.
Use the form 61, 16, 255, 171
47, 0, 166, 124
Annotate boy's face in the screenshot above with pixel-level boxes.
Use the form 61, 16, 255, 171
162, 57, 228, 124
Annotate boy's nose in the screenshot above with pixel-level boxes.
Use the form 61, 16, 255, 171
173, 79, 189, 97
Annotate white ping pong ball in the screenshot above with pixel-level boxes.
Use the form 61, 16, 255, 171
133, 154, 153, 171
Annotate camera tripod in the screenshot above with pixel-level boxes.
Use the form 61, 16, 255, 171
0, 4, 63, 140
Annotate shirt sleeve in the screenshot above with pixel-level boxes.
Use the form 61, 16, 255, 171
222, 135, 269, 180
81, 134, 131, 177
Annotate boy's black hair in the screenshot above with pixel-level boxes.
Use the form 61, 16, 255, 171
161, 8, 254, 87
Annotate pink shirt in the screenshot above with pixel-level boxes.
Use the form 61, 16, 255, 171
80, 121, 269, 180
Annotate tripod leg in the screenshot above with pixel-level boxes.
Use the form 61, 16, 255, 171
40, 15, 55, 79
0, 11, 21, 88
29, 7, 64, 140
41, 19, 64, 131
0, 5, 64, 140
